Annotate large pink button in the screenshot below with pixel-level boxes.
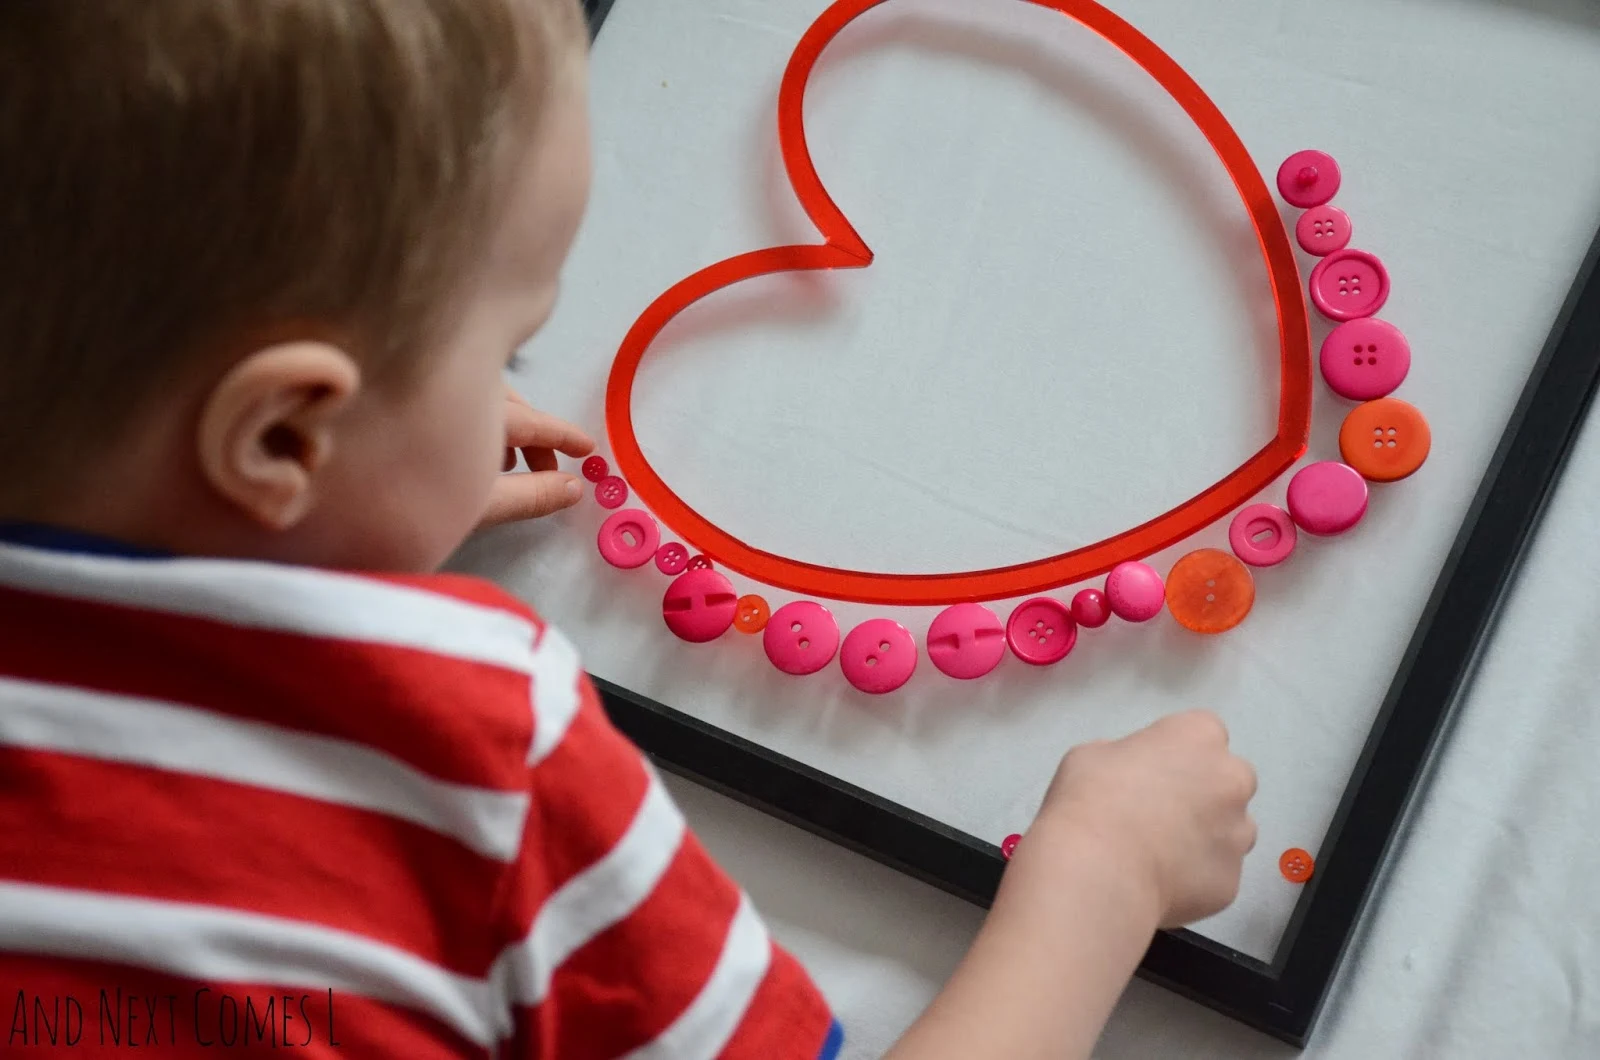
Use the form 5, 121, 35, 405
1319, 318, 1410, 401
926, 603, 1006, 680
1286, 462, 1369, 536
1005, 598, 1077, 666
840, 618, 917, 694
594, 476, 629, 509
1277, 150, 1341, 208
1295, 205, 1352, 256
1228, 503, 1297, 567
1105, 562, 1165, 622
1309, 249, 1390, 322
763, 601, 840, 675
1071, 588, 1110, 629
661, 569, 738, 643
597, 509, 660, 569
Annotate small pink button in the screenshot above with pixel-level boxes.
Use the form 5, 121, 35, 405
686, 554, 714, 571
581, 455, 609, 483
1228, 503, 1297, 567
1105, 562, 1165, 622
1286, 462, 1369, 536
1309, 249, 1390, 322
763, 601, 840, 675
594, 476, 628, 509
1005, 597, 1077, 666
1277, 150, 1341, 208
840, 618, 917, 695
1319, 318, 1410, 401
1001, 834, 1021, 860
926, 603, 1006, 680
661, 569, 738, 643
1295, 204, 1352, 256
654, 542, 689, 575
1071, 588, 1110, 629
597, 509, 660, 569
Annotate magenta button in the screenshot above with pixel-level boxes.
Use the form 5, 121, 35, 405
581, 455, 609, 483
596, 509, 660, 570
1286, 462, 1369, 536
1277, 150, 1341, 208
1105, 562, 1165, 622
1295, 204, 1352, 256
1071, 587, 1111, 629
654, 542, 689, 575
926, 603, 1006, 680
594, 475, 628, 509
1310, 248, 1390, 322
1001, 834, 1021, 860
661, 569, 738, 643
1320, 318, 1410, 401
763, 601, 840, 676
1006, 597, 1077, 666
840, 618, 917, 694
1228, 503, 1297, 567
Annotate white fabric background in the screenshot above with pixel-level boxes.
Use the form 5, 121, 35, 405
451, 0, 1600, 1051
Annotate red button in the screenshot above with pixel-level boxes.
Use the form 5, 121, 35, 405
581, 455, 609, 483
594, 476, 628, 509
1005, 598, 1076, 666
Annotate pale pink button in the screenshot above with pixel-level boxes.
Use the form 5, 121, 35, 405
581, 455, 609, 483
596, 509, 660, 569
661, 569, 738, 643
594, 475, 628, 509
1228, 503, 1297, 567
1286, 462, 1368, 536
654, 542, 688, 575
1277, 150, 1341, 208
1071, 588, 1111, 629
763, 601, 840, 675
1319, 318, 1410, 401
1309, 248, 1390, 322
840, 618, 917, 694
926, 603, 1006, 680
1105, 562, 1165, 622
1001, 834, 1021, 860
1005, 597, 1077, 666
1295, 204, 1352, 256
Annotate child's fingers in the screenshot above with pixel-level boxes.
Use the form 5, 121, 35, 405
479, 471, 583, 527
504, 395, 595, 458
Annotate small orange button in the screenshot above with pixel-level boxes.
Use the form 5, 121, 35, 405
1279, 847, 1315, 884
1339, 397, 1430, 482
733, 594, 770, 634
1164, 549, 1255, 634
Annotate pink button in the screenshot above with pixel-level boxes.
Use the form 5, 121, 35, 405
1309, 249, 1390, 322
1277, 150, 1341, 208
763, 601, 840, 675
594, 476, 628, 509
840, 618, 917, 695
926, 603, 1006, 680
1105, 562, 1165, 622
596, 509, 660, 569
1071, 588, 1110, 629
686, 554, 714, 571
654, 542, 689, 575
1295, 204, 1352, 256
1319, 318, 1410, 401
1001, 834, 1021, 860
661, 569, 738, 643
581, 455, 609, 483
1286, 462, 1369, 536
1228, 503, 1297, 567
1005, 597, 1077, 666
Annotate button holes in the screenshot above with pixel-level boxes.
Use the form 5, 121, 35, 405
799, 638, 810, 649
1387, 439, 1397, 448
1353, 356, 1363, 365
791, 622, 803, 633
1373, 428, 1383, 437
1206, 594, 1216, 603
1387, 428, 1397, 436
1368, 357, 1377, 365
865, 656, 878, 667
1353, 344, 1363, 353
1368, 344, 1378, 353
1045, 627, 1055, 635
878, 640, 891, 652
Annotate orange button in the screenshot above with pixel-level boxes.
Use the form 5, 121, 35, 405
1164, 549, 1255, 634
1339, 397, 1430, 482
1279, 847, 1315, 884
733, 594, 770, 634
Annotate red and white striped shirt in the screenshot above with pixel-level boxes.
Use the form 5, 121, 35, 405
0, 528, 842, 1058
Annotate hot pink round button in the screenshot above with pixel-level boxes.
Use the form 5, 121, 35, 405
926, 603, 1006, 680
594, 475, 629, 509
1228, 503, 1297, 567
1001, 834, 1021, 860
1295, 204, 1352, 256
763, 601, 840, 675
661, 568, 738, 643
1309, 248, 1390, 322
1005, 597, 1077, 666
581, 455, 609, 483
596, 509, 660, 569
1071, 588, 1111, 629
1277, 150, 1341, 208
1319, 318, 1410, 401
654, 542, 689, 575
840, 618, 917, 695
1105, 562, 1165, 622
1286, 462, 1369, 536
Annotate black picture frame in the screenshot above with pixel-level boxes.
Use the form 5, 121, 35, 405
579, 0, 1600, 1045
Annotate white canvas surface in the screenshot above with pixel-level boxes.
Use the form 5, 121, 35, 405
451, 0, 1600, 977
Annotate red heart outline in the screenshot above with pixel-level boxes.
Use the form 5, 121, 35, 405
606, 0, 1311, 606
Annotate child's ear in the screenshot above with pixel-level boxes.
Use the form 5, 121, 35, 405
197, 342, 360, 531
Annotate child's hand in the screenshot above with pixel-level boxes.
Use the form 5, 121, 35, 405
480, 385, 595, 527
